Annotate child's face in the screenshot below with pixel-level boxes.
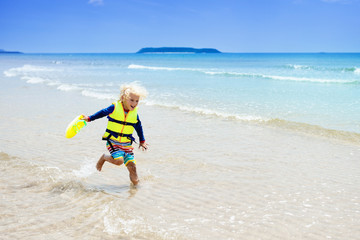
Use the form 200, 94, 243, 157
123, 93, 140, 111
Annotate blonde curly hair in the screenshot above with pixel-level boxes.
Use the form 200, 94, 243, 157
119, 82, 148, 101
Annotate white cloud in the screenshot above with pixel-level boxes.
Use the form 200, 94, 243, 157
88, 0, 103, 6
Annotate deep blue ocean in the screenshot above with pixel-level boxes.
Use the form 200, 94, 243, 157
2, 53, 360, 134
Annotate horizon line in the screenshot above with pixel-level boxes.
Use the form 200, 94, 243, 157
3, 51, 360, 54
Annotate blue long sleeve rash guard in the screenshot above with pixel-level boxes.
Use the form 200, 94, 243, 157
88, 104, 145, 143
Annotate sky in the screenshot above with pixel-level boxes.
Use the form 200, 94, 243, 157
0, 0, 359, 53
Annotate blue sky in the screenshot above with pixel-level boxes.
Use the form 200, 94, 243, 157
1, 0, 359, 53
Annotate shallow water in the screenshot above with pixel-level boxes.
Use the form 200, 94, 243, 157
1, 54, 360, 239
2, 53, 360, 134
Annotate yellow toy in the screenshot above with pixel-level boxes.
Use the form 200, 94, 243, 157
65, 115, 87, 138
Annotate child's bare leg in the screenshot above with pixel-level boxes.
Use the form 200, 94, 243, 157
96, 154, 124, 171
126, 162, 139, 185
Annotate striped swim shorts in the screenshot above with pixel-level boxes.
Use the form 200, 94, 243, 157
106, 139, 136, 166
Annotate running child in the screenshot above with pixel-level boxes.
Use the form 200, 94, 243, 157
82, 82, 148, 185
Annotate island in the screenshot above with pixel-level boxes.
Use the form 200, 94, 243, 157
0, 49, 23, 54
137, 47, 221, 54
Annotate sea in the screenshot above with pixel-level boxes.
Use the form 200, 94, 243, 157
1, 53, 360, 239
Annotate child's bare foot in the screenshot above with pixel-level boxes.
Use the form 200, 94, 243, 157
96, 154, 106, 171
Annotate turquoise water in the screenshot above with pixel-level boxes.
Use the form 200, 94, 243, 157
2, 53, 360, 133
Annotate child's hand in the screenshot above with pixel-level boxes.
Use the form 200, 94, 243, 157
139, 142, 148, 151
81, 115, 90, 122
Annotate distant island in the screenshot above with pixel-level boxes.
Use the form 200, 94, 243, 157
137, 47, 221, 54
0, 49, 23, 54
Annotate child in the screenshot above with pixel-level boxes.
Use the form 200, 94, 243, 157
82, 82, 148, 185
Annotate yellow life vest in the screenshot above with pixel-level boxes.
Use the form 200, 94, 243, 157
102, 101, 138, 143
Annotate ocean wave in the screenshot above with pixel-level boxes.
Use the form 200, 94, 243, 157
144, 100, 266, 122
57, 84, 82, 92
55, 83, 117, 100
20, 76, 61, 86
128, 64, 359, 84
22, 76, 47, 84
75, 82, 116, 87
285, 64, 312, 70
285, 64, 360, 74
128, 64, 200, 72
262, 75, 358, 84
81, 89, 116, 100
3, 64, 62, 87
143, 100, 360, 144
205, 71, 358, 84
3, 64, 119, 100
343, 67, 360, 73
204, 71, 260, 78
3, 64, 58, 77
17, 73, 117, 97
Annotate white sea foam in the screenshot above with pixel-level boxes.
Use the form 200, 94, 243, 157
285, 64, 360, 73
75, 82, 116, 88
354, 67, 360, 75
81, 89, 115, 100
204, 71, 260, 78
294, 64, 310, 69
262, 75, 355, 83
4, 64, 57, 77
57, 84, 82, 92
72, 158, 96, 178
22, 76, 47, 84
128, 64, 357, 84
21, 76, 61, 86
4, 70, 17, 77
3, 64, 119, 99
129, 64, 175, 71
206, 71, 356, 83
46, 81, 61, 86
286, 64, 311, 70
128, 64, 201, 72
144, 100, 266, 122
4, 64, 63, 87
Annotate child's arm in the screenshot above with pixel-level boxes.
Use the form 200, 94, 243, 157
81, 104, 115, 122
135, 115, 148, 151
